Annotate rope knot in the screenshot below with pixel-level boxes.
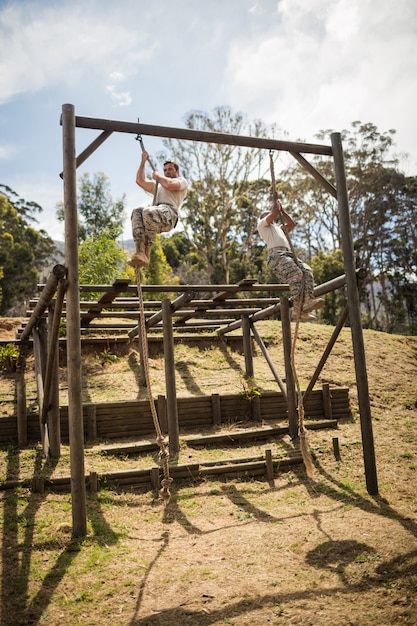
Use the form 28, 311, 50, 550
160, 477, 173, 504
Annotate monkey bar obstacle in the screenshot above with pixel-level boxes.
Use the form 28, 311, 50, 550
58, 104, 377, 537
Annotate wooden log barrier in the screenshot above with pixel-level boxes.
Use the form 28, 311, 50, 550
19, 264, 67, 343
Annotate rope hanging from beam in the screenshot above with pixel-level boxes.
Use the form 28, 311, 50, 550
134, 266, 172, 503
134, 122, 170, 498
135, 119, 159, 204
269, 151, 314, 478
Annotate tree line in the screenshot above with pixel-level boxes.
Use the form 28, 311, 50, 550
1, 107, 416, 334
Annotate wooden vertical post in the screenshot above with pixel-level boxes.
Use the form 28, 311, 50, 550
332, 437, 341, 461
250, 322, 287, 397
251, 395, 261, 421
45, 287, 66, 459
331, 132, 378, 496
89, 471, 98, 494
157, 395, 168, 432
211, 393, 221, 426
47, 310, 61, 459
32, 328, 44, 413
62, 103, 87, 537
86, 405, 97, 442
280, 297, 298, 438
16, 358, 27, 448
265, 449, 275, 485
151, 467, 160, 491
302, 304, 349, 404
322, 383, 332, 420
33, 327, 48, 453
162, 298, 179, 456
38, 318, 48, 380
242, 314, 253, 379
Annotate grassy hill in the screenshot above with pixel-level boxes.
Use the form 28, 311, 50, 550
0, 319, 416, 625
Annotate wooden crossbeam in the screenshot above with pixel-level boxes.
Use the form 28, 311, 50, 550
80, 279, 130, 327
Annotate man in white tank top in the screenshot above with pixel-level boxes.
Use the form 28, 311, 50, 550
129, 151, 188, 267
257, 193, 324, 320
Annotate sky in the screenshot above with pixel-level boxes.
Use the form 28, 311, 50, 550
1, 0, 416, 243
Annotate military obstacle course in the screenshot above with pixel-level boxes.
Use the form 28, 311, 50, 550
0, 105, 378, 537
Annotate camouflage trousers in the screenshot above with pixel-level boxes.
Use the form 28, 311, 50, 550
267, 249, 314, 301
131, 204, 178, 247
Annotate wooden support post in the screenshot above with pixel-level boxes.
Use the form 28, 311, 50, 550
303, 305, 349, 404
250, 322, 287, 398
251, 395, 261, 421
151, 467, 160, 491
280, 297, 298, 438
33, 327, 48, 454
45, 287, 66, 459
162, 298, 179, 456
322, 383, 332, 420
332, 132, 378, 496
212, 393, 221, 426
38, 318, 48, 379
32, 477, 45, 494
157, 395, 168, 433
16, 365, 27, 448
62, 103, 87, 537
59, 130, 113, 179
332, 437, 341, 461
19, 264, 66, 343
86, 405, 97, 442
89, 471, 98, 494
265, 449, 275, 485
242, 315, 253, 379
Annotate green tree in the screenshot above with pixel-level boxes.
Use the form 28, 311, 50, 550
161, 231, 210, 285
161, 231, 192, 270
0, 187, 56, 315
278, 122, 417, 332
78, 233, 129, 288
57, 172, 126, 242
140, 235, 179, 301
311, 250, 346, 325
161, 107, 276, 284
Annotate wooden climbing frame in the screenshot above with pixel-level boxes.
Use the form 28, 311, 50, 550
52, 105, 380, 535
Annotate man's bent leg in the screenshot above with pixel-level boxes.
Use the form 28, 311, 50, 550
128, 207, 150, 267
137, 205, 177, 265
299, 263, 324, 313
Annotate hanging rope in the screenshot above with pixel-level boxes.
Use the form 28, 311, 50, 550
136, 121, 159, 204
133, 125, 172, 501
134, 266, 173, 502
269, 151, 314, 478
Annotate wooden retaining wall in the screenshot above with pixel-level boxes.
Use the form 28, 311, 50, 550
0, 386, 351, 445
1, 452, 306, 495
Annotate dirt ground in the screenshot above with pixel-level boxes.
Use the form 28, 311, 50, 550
0, 317, 417, 625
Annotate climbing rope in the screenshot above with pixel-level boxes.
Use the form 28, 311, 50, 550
133, 125, 172, 501
134, 266, 173, 502
269, 151, 314, 478
136, 121, 159, 204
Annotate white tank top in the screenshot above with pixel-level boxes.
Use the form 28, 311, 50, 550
257, 217, 289, 249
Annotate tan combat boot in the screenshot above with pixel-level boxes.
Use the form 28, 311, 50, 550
302, 294, 325, 313
127, 240, 150, 268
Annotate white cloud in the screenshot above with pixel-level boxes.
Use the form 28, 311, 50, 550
0, 142, 15, 161
0, 2, 155, 105
219, 0, 417, 169
2, 0, 417, 242
106, 85, 132, 107
109, 72, 126, 82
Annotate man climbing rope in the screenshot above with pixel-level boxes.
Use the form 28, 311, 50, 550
257, 191, 324, 320
128, 150, 188, 267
